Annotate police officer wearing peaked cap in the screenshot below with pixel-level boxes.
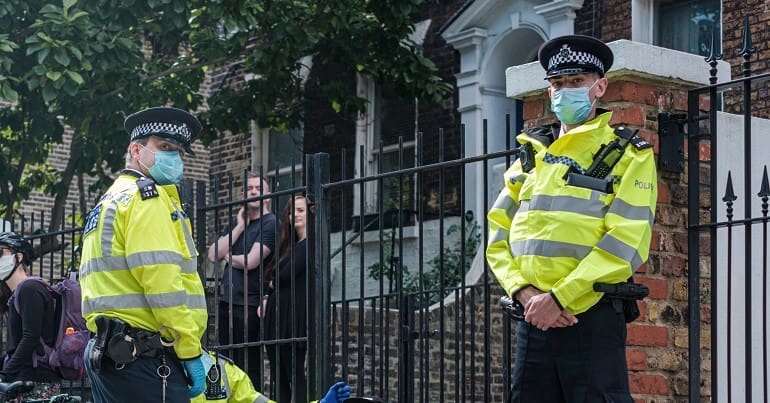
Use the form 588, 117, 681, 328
80, 106, 209, 402
124, 106, 202, 156
486, 35, 657, 403
538, 34, 614, 79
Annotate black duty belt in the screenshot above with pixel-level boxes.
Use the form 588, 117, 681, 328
95, 316, 175, 367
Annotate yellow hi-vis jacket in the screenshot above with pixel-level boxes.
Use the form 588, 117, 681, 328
486, 111, 657, 314
191, 352, 274, 403
79, 171, 207, 359
190, 352, 323, 403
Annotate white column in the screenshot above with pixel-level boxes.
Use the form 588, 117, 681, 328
534, 0, 584, 37
443, 28, 488, 217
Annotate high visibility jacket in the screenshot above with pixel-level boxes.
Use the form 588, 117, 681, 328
191, 353, 274, 403
79, 171, 207, 359
190, 352, 322, 403
486, 111, 657, 314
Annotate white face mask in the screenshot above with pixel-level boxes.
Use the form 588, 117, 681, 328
0, 255, 17, 281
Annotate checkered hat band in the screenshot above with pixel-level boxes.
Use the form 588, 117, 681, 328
548, 50, 604, 74
543, 153, 585, 174
131, 122, 191, 142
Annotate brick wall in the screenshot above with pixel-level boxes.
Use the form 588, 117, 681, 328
596, 0, 631, 42
330, 282, 511, 402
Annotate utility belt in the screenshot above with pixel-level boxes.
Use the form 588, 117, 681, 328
89, 316, 176, 372
595, 280, 648, 323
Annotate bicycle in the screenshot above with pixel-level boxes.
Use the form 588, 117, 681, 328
0, 381, 82, 403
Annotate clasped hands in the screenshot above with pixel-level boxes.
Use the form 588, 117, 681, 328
517, 286, 578, 331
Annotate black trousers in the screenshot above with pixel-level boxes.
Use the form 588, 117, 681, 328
84, 338, 188, 403
266, 343, 307, 403
218, 302, 263, 388
509, 300, 633, 403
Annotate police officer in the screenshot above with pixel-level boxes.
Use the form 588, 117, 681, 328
190, 350, 351, 403
80, 107, 208, 403
486, 35, 657, 402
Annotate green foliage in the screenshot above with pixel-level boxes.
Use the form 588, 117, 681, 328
367, 212, 482, 307
366, 234, 408, 294
414, 213, 481, 306
0, 0, 450, 230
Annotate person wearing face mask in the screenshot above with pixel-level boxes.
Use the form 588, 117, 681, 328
486, 35, 657, 402
79, 107, 208, 403
0, 231, 63, 399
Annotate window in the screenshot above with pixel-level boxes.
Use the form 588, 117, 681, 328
655, 0, 721, 56
256, 124, 304, 214
354, 77, 417, 221
368, 83, 416, 215
632, 0, 721, 56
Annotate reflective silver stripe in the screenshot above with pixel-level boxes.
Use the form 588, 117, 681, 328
491, 193, 518, 219
488, 228, 508, 245
80, 256, 128, 277
180, 219, 198, 258
608, 198, 655, 226
254, 395, 271, 403
171, 199, 198, 259
529, 194, 606, 218
81, 253, 197, 276
509, 239, 591, 261
517, 200, 530, 215
101, 201, 118, 257
221, 356, 231, 399
180, 259, 197, 274
127, 251, 198, 274
596, 234, 643, 270
82, 291, 207, 315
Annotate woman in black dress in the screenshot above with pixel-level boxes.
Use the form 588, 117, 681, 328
261, 195, 312, 403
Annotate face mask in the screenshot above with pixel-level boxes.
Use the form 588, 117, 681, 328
139, 145, 185, 185
0, 255, 17, 282
551, 81, 598, 125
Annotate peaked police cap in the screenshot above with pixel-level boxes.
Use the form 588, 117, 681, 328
538, 35, 614, 79
124, 107, 201, 155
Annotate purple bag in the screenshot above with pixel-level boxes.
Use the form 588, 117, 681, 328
12, 272, 89, 380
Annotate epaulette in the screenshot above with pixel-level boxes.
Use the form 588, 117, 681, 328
136, 177, 159, 200
522, 123, 559, 146
613, 125, 652, 150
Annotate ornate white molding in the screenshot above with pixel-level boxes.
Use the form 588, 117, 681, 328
534, 0, 584, 37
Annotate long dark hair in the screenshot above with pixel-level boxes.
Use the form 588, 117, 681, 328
265, 195, 314, 280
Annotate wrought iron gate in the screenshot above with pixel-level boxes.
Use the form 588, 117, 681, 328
305, 122, 519, 402
685, 17, 770, 403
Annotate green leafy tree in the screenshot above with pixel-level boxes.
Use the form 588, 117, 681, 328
0, 0, 450, 230
0, 0, 204, 228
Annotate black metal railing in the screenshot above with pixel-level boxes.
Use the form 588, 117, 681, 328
686, 16, 770, 403
5, 115, 518, 402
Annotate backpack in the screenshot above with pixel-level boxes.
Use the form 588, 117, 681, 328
11, 272, 90, 380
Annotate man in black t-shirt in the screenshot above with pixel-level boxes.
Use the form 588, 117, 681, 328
208, 173, 277, 387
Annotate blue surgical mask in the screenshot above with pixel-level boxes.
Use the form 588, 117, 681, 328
139, 145, 184, 185
551, 81, 598, 125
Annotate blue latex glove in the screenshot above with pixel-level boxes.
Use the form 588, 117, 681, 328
320, 381, 351, 403
181, 355, 206, 398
